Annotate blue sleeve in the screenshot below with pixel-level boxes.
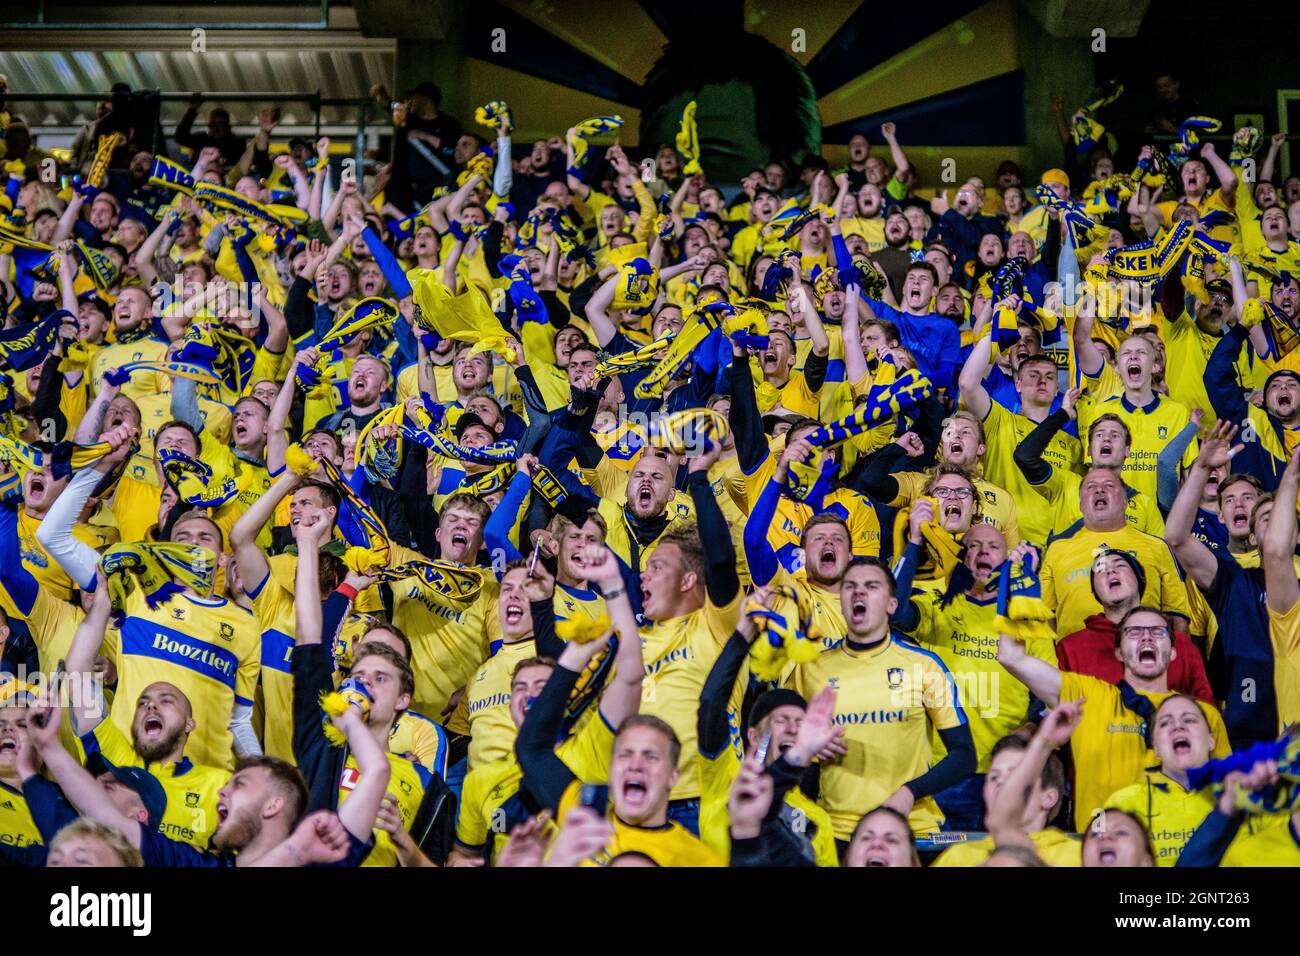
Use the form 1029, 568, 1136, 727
890, 542, 922, 632
483, 470, 529, 575
362, 226, 413, 299
1204, 325, 1250, 427
229, 231, 260, 286
392, 314, 419, 373
1175, 809, 1243, 867
0, 502, 38, 615
139, 825, 223, 867
22, 774, 80, 841
742, 475, 784, 587
831, 232, 854, 277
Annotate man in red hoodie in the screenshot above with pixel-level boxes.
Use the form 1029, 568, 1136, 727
1056, 549, 1213, 702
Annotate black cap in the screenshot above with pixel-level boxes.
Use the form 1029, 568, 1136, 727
454, 412, 491, 440
1265, 369, 1300, 394
1205, 278, 1233, 301
87, 755, 168, 831
747, 688, 806, 729
1090, 548, 1147, 602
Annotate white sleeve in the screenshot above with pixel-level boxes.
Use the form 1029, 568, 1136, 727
494, 134, 513, 199
229, 702, 262, 757
34, 466, 103, 590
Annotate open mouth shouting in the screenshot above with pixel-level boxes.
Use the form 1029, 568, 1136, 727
503, 598, 526, 628
1135, 641, 1160, 667
619, 773, 649, 810
1096, 847, 1118, 866
140, 713, 166, 740
1169, 730, 1193, 758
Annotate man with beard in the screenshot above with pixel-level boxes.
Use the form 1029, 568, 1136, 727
321, 354, 390, 436
998, 606, 1230, 831
784, 558, 975, 843
1153, 145, 1238, 245
861, 262, 963, 395
1039, 466, 1190, 638
893, 525, 1054, 831
870, 208, 914, 297
1056, 549, 1213, 702
30, 694, 377, 867
60, 576, 229, 849
88, 286, 168, 403
1162, 275, 1264, 421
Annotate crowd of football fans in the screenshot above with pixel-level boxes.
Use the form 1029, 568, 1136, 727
0, 67, 1297, 869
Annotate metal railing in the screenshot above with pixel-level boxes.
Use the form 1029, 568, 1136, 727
5, 90, 383, 173
0, 0, 333, 31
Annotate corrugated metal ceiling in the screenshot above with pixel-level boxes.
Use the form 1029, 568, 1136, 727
1, 46, 394, 127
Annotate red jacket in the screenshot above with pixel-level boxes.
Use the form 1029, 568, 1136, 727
1057, 614, 1215, 704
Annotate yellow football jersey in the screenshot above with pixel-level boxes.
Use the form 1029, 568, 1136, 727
638, 594, 742, 801
1265, 601, 1300, 733
1033, 466, 1165, 539
555, 778, 726, 867
339, 751, 430, 868
892, 470, 1021, 547
1040, 524, 1192, 638
90, 336, 169, 402
108, 590, 261, 771
1221, 817, 1300, 866
931, 827, 1081, 867
466, 637, 536, 770
1059, 672, 1230, 831
0, 780, 40, 849
392, 569, 499, 736
1078, 393, 1195, 503
79, 716, 228, 850
977, 402, 1082, 545
785, 635, 968, 839
906, 592, 1054, 771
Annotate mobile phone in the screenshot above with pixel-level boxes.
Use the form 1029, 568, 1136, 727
526, 547, 540, 578
754, 730, 773, 767
579, 784, 607, 817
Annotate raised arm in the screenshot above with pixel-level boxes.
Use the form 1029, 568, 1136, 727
28, 698, 143, 850
332, 706, 391, 842
986, 701, 1081, 850
1263, 446, 1300, 614
686, 441, 740, 607
997, 630, 1063, 707
232, 469, 299, 595
61, 574, 113, 735
957, 330, 994, 420
582, 545, 644, 728
583, 274, 620, 348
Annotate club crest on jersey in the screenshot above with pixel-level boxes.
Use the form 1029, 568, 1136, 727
185, 792, 200, 807
887, 667, 904, 689
1157, 426, 1168, 439
399, 779, 413, 795
219, 622, 235, 641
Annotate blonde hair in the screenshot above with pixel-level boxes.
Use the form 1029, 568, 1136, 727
49, 818, 143, 867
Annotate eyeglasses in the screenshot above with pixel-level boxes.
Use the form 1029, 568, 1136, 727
933, 486, 974, 500
1123, 625, 1169, 641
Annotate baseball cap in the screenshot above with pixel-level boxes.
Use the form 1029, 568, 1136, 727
747, 688, 806, 729
1040, 168, 1071, 189
87, 755, 168, 831
1265, 369, 1300, 393
454, 412, 492, 440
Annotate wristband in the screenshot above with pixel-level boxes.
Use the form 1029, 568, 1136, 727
336, 582, 359, 602
602, 586, 626, 601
